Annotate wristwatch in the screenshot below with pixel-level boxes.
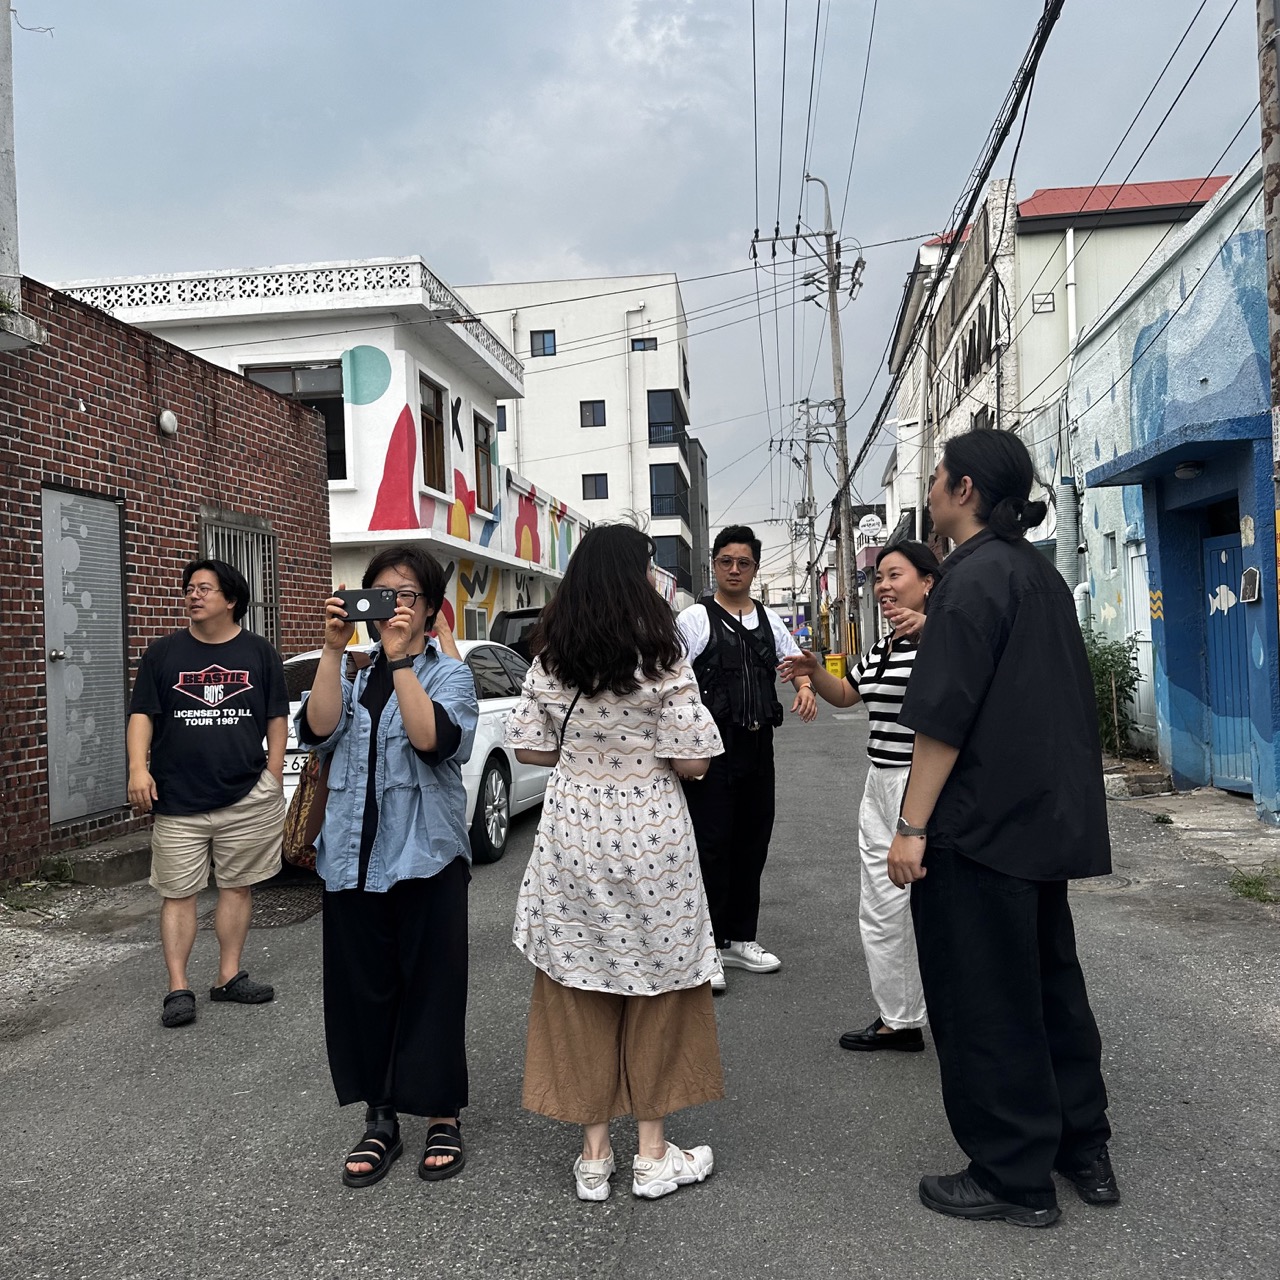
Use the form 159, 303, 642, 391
387, 656, 416, 672
896, 816, 928, 838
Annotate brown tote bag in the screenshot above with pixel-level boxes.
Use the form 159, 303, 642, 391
282, 753, 330, 871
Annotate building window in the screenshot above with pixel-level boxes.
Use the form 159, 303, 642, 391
580, 399, 606, 428
682, 349, 690, 398
1104, 532, 1118, 573
530, 330, 556, 357
496, 404, 507, 433
970, 406, 992, 432
462, 605, 489, 641
475, 413, 495, 512
647, 388, 689, 450
652, 534, 693, 593
245, 362, 346, 481
1032, 292, 1056, 314
582, 473, 609, 501
650, 462, 690, 521
632, 336, 657, 352
200, 508, 281, 647
420, 376, 447, 493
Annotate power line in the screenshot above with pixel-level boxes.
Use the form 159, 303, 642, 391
847, 0, 1063, 484
837, 0, 879, 236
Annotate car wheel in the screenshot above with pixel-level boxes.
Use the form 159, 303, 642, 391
470, 755, 511, 864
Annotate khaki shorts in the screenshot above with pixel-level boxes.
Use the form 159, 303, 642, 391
150, 770, 286, 899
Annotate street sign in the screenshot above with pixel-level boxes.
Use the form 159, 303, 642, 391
855, 569, 867, 587
858, 512, 883, 538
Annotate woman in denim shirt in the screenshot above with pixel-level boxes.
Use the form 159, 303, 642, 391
298, 545, 478, 1189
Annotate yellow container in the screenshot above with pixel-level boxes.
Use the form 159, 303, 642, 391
824, 653, 848, 680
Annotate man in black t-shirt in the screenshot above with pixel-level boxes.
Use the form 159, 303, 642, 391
128, 559, 289, 1029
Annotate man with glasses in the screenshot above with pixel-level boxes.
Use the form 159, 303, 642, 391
678, 526, 817, 993
127, 559, 289, 1028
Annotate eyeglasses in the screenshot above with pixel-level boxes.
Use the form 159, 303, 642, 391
392, 590, 426, 606
183, 584, 221, 598
714, 557, 756, 572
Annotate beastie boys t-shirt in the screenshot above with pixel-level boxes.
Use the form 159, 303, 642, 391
130, 629, 289, 815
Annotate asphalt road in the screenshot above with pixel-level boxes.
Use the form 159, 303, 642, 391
2, 708, 1278, 1280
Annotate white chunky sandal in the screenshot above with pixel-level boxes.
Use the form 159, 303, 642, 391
631, 1141, 714, 1199
574, 1150, 616, 1201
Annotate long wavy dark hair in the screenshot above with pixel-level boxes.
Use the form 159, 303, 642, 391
535, 524, 683, 697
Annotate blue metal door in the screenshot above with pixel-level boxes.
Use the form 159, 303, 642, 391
1202, 535, 1251, 793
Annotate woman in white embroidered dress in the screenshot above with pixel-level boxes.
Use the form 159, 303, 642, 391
505, 524, 725, 1203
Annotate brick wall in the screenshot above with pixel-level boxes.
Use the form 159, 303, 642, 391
0, 279, 331, 882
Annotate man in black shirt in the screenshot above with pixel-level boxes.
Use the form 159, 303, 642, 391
128, 559, 289, 1029
889, 429, 1118, 1228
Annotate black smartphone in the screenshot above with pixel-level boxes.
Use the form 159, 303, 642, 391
336, 587, 398, 622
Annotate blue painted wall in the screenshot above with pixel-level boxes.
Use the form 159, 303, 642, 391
1067, 158, 1280, 821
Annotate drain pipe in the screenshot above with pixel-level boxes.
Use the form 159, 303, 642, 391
623, 302, 645, 513
1055, 473, 1082, 587
508, 310, 522, 474
1073, 581, 1092, 629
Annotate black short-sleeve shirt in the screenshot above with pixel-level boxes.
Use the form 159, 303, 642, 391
129, 628, 289, 816
897, 530, 1111, 881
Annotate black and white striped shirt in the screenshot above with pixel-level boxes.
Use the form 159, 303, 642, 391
847, 634, 918, 768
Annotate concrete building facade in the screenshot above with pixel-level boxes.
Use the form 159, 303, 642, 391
458, 274, 707, 604
61, 258, 590, 638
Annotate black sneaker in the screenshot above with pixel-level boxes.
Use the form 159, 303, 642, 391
919, 1171, 1060, 1228
838, 1016, 925, 1052
1056, 1146, 1121, 1205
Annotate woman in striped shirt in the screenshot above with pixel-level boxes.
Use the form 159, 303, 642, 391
780, 541, 941, 1053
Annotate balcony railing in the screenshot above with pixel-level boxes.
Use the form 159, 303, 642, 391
650, 492, 691, 522
648, 422, 690, 460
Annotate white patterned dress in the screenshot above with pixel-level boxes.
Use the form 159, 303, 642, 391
505, 657, 724, 995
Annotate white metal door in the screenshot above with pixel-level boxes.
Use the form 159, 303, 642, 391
1125, 542, 1156, 744
42, 489, 127, 821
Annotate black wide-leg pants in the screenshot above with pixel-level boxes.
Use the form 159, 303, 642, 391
684, 724, 776, 947
910, 845, 1111, 1209
322, 856, 470, 1117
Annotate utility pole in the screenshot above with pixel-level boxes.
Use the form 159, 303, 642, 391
805, 174, 860, 658
1258, 0, 1280, 627
794, 400, 825, 656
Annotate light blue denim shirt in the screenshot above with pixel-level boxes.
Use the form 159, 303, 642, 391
296, 646, 478, 893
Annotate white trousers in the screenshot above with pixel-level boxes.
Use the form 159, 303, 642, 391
857, 763, 927, 1029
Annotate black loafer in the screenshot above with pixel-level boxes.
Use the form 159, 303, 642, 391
1056, 1145, 1121, 1205
919, 1171, 1060, 1228
839, 1016, 925, 1052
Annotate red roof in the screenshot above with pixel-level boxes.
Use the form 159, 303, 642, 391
1017, 176, 1230, 219
924, 226, 971, 248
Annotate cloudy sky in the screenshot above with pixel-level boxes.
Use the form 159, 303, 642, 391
10, 0, 1260, 579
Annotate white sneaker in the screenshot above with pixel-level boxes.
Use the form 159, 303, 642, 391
632, 1141, 714, 1199
710, 968, 726, 994
574, 1150, 615, 1201
719, 940, 781, 973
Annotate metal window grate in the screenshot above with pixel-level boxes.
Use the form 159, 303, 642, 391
201, 508, 281, 647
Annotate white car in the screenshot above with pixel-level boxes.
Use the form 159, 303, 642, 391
281, 639, 550, 863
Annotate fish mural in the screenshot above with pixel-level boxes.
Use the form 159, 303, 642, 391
1208, 583, 1238, 616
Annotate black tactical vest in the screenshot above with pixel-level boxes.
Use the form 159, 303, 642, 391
692, 598, 785, 730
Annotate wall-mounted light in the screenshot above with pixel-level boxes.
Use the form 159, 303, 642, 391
1173, 460, 1203, 481
157, 409, 179, 437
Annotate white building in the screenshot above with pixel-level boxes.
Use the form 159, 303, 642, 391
61, 257, 590, 637
458, 274, 710, 603
877, 175, 1230, 558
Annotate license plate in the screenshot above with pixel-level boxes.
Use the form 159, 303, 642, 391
284, 754, 308, 774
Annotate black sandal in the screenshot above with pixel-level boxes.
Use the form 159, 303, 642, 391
342, 1106, 403, 1188
160, 989, 196, 1028
418, 1120, 466, 1182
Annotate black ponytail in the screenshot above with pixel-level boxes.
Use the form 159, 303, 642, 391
941, 429, 1047, 541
